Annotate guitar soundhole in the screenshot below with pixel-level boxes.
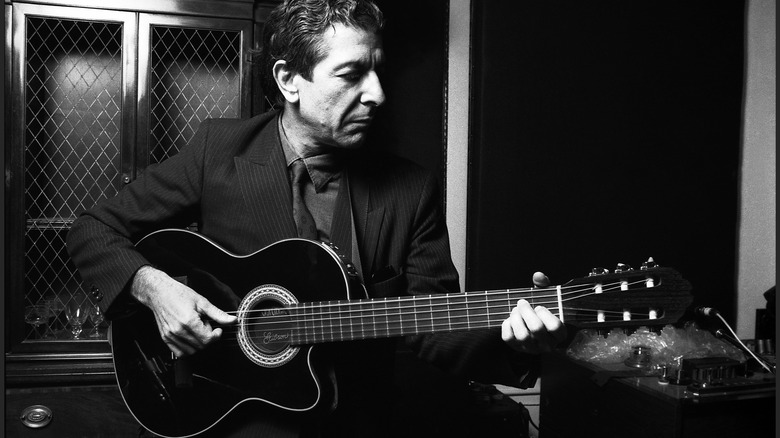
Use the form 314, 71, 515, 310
247, 301, 292, 355
237, 284, 300, 368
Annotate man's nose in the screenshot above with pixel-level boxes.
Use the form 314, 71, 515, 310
361, 71, 385, 107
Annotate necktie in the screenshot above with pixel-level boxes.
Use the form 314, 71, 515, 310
290, 159, 318, 240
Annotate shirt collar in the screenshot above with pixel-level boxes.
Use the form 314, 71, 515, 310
278, 114, 344, 193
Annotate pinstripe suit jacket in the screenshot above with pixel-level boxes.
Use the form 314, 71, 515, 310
67, 110, 461, 313
67, 110, 529, 435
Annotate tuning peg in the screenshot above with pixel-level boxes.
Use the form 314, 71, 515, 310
614, 263, 633, 320
588, 268, 608, 323
640, 258, 659, 319
641, 257, 657, 270
589, 267, 609, 276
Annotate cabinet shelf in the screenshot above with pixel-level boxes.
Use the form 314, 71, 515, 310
26, 218, 75, 229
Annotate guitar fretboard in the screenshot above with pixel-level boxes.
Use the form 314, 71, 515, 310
287, 288, 550, 345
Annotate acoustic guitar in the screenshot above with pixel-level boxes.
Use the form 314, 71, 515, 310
110, 228, 693, 437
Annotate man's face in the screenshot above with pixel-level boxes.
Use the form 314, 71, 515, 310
292, 23, 385, 151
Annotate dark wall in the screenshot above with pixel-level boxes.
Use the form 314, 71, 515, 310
368, 0, 448, 178
468, 2, 745, 322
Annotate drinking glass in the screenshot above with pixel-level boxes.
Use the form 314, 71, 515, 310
89, 304, 105, 338
42, 295, 65, 339
65, 298, 91, 339
24, 304, 50, 339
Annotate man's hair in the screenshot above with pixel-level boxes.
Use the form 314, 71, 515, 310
259, 0, 385, 107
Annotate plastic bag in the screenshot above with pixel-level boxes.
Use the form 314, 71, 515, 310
566, 322, 745, 368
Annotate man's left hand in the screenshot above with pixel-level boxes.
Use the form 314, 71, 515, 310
501, 272, 567, 354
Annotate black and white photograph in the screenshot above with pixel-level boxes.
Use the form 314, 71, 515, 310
3, 1, 775, 437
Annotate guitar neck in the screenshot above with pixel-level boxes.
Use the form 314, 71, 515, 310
285, 287, 548, 345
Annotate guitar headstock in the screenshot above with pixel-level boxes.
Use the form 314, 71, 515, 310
558, 259, 693, 329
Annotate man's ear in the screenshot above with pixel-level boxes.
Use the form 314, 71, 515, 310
272, 60, 299, 104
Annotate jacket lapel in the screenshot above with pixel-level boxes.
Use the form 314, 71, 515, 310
329, 177, 352, 251
235, 114, 297, 246
348, 162, 384, 278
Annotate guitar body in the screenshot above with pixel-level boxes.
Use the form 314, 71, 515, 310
110, 229, 356, 438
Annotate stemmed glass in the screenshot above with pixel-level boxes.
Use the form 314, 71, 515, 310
64, 296, 91, 339
24, 304, 50, 339
43, 295, 65, 339
89, 304, 104, 338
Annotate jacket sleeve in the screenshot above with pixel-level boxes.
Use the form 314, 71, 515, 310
401, 170, 540, 388
66, 120, 211, 315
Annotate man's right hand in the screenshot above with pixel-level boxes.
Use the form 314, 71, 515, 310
131, 265, 238, 357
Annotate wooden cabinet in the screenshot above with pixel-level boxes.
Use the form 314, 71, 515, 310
4, 0, 273, 434
5, 385, 141, 437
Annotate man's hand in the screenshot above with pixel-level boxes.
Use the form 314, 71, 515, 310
131, 265, 238, 357
501, 271, 567, 354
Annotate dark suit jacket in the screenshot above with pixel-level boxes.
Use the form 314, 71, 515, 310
67, 111, 530, 437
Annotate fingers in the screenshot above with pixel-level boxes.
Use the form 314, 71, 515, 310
150, 290, 233, 357
157, 311, 215, 357
201, 301, 238, 326
535, 305, 568, 344
502, 299, 566, 354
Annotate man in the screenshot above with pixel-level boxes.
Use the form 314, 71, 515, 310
67, 0, 566, 436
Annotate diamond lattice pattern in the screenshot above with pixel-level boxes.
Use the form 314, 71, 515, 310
23, 17, 122, 341
149, 26, 241, 163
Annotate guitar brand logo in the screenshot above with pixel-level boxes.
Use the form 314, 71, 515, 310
263, 332, 290, 344
261, 309, 285, 317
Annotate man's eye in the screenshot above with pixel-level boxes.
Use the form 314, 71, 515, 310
339, 70, 364, 82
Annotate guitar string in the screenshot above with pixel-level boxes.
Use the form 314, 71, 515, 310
220, 278, 648, 333
214, 307, 658, 347
226, 277, 635, 320
216, 279, 660, 341
221, 281, 582, 330
218, 306, 653, 341
213, 281, 656, 345
228, 278, 645, 324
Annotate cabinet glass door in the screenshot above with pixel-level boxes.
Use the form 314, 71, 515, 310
8, 4, 137, 351
137, 14, 252, 166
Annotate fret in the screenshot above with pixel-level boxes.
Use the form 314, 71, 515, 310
337, 300, 345, 341
420, 295, 434, 333
312, 302, 321, 343
295, 302, 305, 344
324, 301, 335, 343
522, 288, 538, 312
466, 291, 488, 329
360, 299, 373, 340
309, 301, 319, 344
555, 285, 565, 323
381, 297, 394, 337
396, 297, 414, 336
298, 302, 309, 344
395, 298, 403, 336
448, 293, 468, 333
482, 290, 491, 328
289, 304, 301, 344
375, 297, 389, 338
347, 300, 357, 341
445, 295, 452, 332
412, 296, 419, 333
465, 293, 472, 330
